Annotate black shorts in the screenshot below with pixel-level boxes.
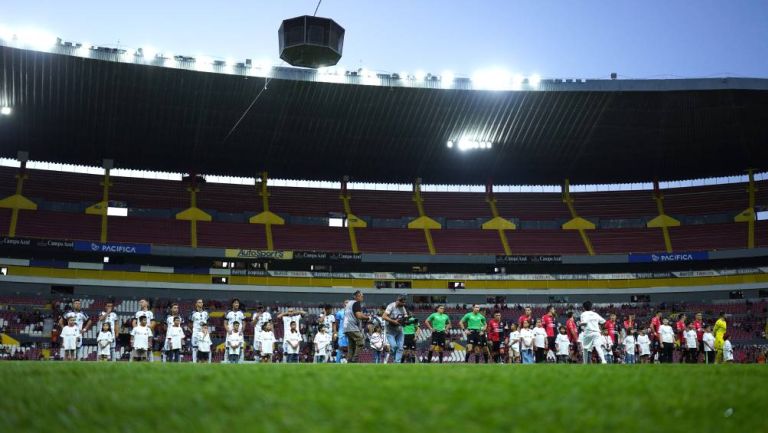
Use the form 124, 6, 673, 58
467, 330, 486, 346
547, 336, 557, 351
431, 331, 447, 348
404, 334, 416, 350
197, 351, 210, 361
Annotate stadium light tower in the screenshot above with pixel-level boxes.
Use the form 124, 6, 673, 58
0, 106, 11, 116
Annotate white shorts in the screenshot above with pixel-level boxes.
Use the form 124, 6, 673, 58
581, 332, 602, 352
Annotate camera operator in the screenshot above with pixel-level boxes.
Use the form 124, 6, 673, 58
382, 295, 408, 363
342, 291, 370, 363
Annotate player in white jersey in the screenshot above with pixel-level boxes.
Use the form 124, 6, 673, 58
162, 303, 183, 362
134, 299, 156, 361
189, 299, 210, 363
130, 315, 152, 361
251, 305, 272, 362
98, 301, 119, 361
579, 301, 607, 364
58, 299, 91, 360
277, 308, 307, 362
225, 299, 246, 362
60, 316, 80, 361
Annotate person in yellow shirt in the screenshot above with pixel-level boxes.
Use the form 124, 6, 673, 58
713, 311, 727, 364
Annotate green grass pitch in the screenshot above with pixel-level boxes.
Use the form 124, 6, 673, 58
0, 362, 765, 433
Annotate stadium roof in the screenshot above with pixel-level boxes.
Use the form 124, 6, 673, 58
1, 44, 767, 185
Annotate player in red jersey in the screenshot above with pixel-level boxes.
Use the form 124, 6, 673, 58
541, 305, 557, 352
605, 313, 617, 344
517, 307, 533, 329
487, 311, 508, 364
676, 313, 688, 363
692, 312, 705, 361
650, 311, 663, 359
565, 311, 579, 361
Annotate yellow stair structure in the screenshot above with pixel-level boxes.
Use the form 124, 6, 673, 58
175, 175, 212, 248
734, 169, 757, 249
407, 178, 441, 255
249, 172, 284, 250
339, 177, 366, 253
561, 179, 595, 255
646, 180, 680, 253
481, 181, 515, 255
0, 161, 37, 237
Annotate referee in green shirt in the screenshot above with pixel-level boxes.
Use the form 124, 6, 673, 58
460, 304, 487, 363
425, 305, 451, 363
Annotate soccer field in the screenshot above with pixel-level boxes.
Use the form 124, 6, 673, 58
0, 363, 764, 433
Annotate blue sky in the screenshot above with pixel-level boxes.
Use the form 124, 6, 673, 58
2, 0, 767, 78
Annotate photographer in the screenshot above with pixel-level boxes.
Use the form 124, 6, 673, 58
382, 295, 408, 363
342, 291, 370, 363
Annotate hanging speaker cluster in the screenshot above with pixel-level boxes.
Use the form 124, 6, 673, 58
278, 15, 345, 69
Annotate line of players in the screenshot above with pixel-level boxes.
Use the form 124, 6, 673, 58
56, 297, 733, 364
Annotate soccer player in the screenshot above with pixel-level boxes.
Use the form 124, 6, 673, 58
623, 329, 636, 364
321, 304, 336, 337
163, 303, 183, 362
98, 301, 119, 361
519, 320, 534, 364
579, 301, 607, 364
197, 324, 212, 363
60, 316, 79, 361
277, 308, 307, 362
649, 310, 663, 360
637, 328, 651, 363
532, 319, 548, 363
189, 299, 209, 363
713, 312, 727, 364
225, 299, 246, 363
251, 305, 271, 362
675, 313, 688, 363
226, 321, 244, 364
605, 313, 617, 345
58, 299, 91, 361
693, 312, 705, 362
284, 321, 301, 363
507, 323, 521, 364
517, 306, 533, 329
401, 315, 419, 363
314, 324, 332, 363
134, 299, 155, 361
542, 306, 558, 354
622, 314, 636, 336
425, 305, 451, 363
459, 304, 487, 363
659, 318, 675, 363
555, 326, 570, 363
702, 325, 715, 364
131, 315, 152, 362
165, 316, 184, 362
722, 334, 733, 363
487, 311, 507, 364
96, 322, 114, 362
684, 323, 698, 363
565, 311, 579, 361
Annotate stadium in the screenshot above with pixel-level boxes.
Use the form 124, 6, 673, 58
1, 3, 767, 432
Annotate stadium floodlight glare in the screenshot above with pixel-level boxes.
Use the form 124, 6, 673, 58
16, 28, 57, 51
0, 107, 11, 116
529, 74, 542, 87
446, 140, 454, 148
414, 70, 426, 81
440, 70, 455, 88
472, 68, 512, 91
139, 46, 158, 59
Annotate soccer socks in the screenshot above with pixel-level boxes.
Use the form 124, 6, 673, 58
483, 353, 489, 363
465, 352, 471, 363
192, 348, 198, 363
438, 352, 443, 363
474, 354, 480, 363
427, 351, 433, 363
